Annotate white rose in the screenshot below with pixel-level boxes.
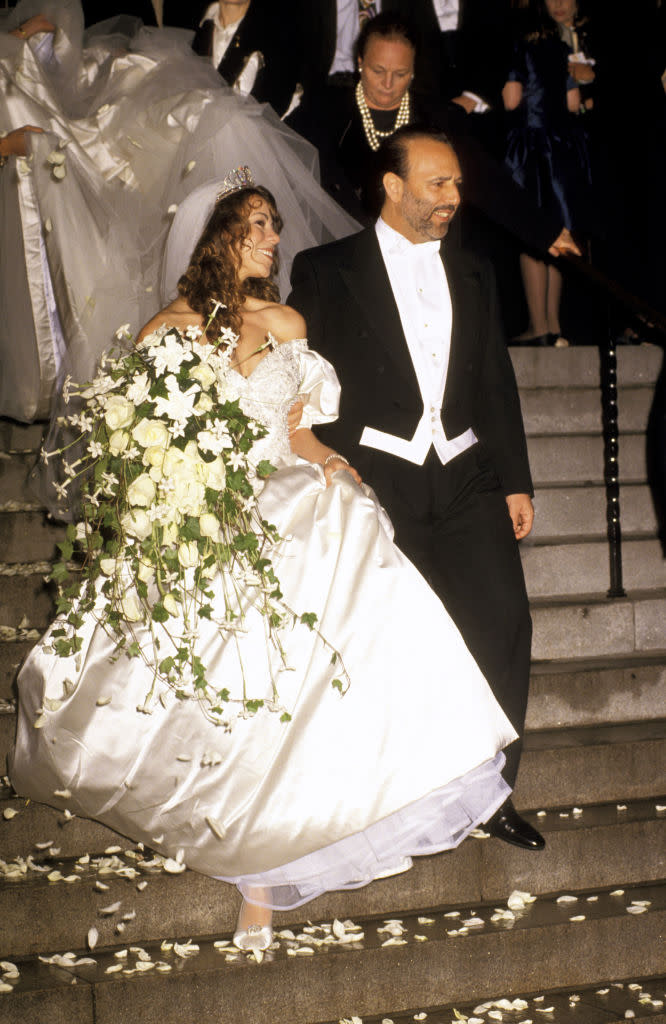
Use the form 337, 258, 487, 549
99, 557, 117, 576
205, 456, 226, 492
177, 541, 199, 569
162, 446, 189, 479
171, 474, 206, 515
189, 362, 217, 390
108, 429, 130, 456
194, 393, 214, 415
127, 473, 156, 507
121, 509, 152, 540
121, 591, 143, 622
104, 395, 135, 431
136, 559, 154, 584
163, 592, 179, 617
148, 465, 163, 484
132, 418, 169, 450
199, 512, 222, 542
161, 522, 178, 547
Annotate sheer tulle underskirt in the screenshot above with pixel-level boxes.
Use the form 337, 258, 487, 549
225, 753, 507, 910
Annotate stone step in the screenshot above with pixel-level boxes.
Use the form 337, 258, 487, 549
317, 973, 666, 1024
1, 789, 663, 957
0, 420, 46, 454
532, 483, 658, 542
0, 572, 54, 631
0, 451, 40, 506
527, 433, 646, 487
0, 511, 65, 564
520, 385, 650, 436
510, 344, 662, 389
1, 880, 663, 1024
522, 539, 666, 598
531, 591, 666, 661
513, 720, 666, 809
0, 642, 33, 701
526, 656, 666, 730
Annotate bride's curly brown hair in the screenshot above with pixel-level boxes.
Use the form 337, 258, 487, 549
177, 186, 283, 344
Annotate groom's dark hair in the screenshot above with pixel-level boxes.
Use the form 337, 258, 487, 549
376, 125, 454, 190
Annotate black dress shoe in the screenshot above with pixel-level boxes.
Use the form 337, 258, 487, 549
487, 799, 545, 851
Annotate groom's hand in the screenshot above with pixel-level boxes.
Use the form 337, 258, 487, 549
505, 493, 534, 540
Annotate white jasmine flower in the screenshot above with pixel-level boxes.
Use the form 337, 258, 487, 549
147, 334, 190, 376
126, 371, 151, 405
227, 450, 246, 471
115, 323, 132, 341
153, 375, 200, 424
88, 441, 104, 459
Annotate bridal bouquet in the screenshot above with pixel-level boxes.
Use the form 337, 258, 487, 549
45, 320, 342, 726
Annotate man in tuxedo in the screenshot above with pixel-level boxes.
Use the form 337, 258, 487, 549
190, 0, 300, 117
288, 127, 544, 851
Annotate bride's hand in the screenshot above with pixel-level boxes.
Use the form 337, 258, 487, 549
287, 400, 304, 436
323, 456, 362, 488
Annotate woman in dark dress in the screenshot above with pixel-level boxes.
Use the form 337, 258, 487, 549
503, 0, 594, 344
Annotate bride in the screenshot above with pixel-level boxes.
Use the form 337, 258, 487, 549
10, 176, 515, 954
0, 0, 356, 422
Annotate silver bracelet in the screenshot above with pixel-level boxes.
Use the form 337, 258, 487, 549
323, 452, 349, 469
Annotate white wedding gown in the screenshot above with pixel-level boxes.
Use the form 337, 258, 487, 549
0, 0, 357, 421
11, 340, 515, 910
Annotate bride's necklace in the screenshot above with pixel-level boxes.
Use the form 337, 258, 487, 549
355, 80, 411, 152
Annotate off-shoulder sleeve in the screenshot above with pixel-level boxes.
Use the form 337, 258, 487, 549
293, 339, 341, 429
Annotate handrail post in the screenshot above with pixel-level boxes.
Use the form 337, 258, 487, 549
599, 315, 626, 598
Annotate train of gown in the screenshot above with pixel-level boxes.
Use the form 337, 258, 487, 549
10, 340, 515, 910
0, 0, 357, 421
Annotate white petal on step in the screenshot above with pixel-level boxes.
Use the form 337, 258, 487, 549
626, 905, 647, 914
556, 894, 578, 903
99, 901, 122, 915
2, 809, 18, 820
332, 919, 347, 940
569, 915, 586, 922
206, 817, 226, 840
96, 696, 112, 707
87, 928, 98, 950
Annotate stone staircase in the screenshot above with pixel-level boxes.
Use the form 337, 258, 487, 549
0, 346, 665, 1024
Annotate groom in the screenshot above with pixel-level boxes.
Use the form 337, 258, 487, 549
288, 126, 544, 851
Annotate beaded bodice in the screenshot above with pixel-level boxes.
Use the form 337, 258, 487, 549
231, 338, 307, 470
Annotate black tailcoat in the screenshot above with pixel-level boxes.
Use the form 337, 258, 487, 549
191, 0, 300, 117
288, 227, 533, 787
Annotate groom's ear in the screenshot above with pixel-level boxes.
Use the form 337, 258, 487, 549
382, 172, 403, 205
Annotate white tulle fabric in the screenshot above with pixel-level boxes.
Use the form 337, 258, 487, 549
11, 342, 514, 910
0, 0, 357, 422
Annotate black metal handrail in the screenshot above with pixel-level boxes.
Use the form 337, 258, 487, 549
560, 252, 665, 598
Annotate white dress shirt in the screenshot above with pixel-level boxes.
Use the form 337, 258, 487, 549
200, 4, 260, 96
433, 0, 460, 32
360, 218, 477, 467
330, 0, 383, 75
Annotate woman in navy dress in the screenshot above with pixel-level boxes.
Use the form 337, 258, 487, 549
503, 0, 593, 345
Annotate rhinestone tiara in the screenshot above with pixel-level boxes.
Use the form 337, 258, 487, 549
216, 165, 255, 201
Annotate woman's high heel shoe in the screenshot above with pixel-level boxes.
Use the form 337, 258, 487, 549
233, 892, 273, 958
233, 922, 274, 953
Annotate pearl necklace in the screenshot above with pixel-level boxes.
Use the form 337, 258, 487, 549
355, 81, 411, 152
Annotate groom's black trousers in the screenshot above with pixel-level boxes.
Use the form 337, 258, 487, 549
362, 441, 532, 789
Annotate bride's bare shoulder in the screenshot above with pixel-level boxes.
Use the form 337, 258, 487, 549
260, 302, 306, 343
136, 301, 203, 345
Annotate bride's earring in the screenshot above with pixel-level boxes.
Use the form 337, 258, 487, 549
233, 889, 274, 955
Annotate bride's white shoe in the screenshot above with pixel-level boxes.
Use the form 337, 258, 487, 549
233, 922, 274, 953
233, 892, 273, 956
